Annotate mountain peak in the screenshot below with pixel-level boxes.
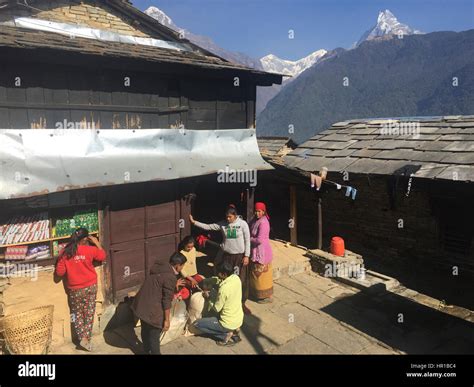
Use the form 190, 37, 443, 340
144, 6, 176, 29
144, 5, 263, 69
356, 9, 423, 46
260, 49, 327, 77
377, 9, 396, 23
261, 54, 280, 61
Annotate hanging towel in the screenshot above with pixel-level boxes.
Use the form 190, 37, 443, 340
345, 186, 352, 197
351, 188, 357, 200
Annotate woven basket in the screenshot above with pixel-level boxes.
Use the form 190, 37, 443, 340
2, 305, 54, 354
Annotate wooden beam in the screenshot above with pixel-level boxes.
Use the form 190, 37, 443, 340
0, 101, 189, 114
245, 186, 255, 222
289, 185, 298, 245
317, 194, 323, 250
100, 204, 114, 306
179, 193, 195, 241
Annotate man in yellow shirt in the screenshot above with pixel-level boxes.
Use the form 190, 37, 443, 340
193, 261, 244, 346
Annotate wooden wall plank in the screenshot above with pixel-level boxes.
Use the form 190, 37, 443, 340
0, 63, 257, 131
0, 108, 10, 128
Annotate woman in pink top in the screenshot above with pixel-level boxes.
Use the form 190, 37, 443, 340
249, 202, 274, 303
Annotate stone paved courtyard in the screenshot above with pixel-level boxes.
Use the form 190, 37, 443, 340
52, 270, 474, 355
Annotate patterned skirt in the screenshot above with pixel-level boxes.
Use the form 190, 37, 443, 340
250, 262, 273, 300
68, 283, 97, 342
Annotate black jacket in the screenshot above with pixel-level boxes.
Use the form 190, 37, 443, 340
131, 262, 176, 329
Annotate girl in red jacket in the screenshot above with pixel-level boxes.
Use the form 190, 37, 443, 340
56, 228, 106, 352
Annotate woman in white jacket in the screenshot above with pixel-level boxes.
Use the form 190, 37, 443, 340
190, 205, 252, 315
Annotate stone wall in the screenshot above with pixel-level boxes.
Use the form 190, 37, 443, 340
0, 0, 151, 37
261, 172, 474, 275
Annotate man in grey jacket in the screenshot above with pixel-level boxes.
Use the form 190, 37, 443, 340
190, 205, 252, 315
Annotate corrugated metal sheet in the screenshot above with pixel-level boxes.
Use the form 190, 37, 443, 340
0, 128, 272, 200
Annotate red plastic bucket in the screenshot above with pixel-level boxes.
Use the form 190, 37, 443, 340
330, 236, 345, 257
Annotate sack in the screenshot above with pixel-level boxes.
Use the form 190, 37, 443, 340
188, 292, 205, 324
160, 299, 188, 346
184, 292, 206, 337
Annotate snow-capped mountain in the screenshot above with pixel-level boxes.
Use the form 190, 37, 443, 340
260, 49, 327, 77
145, 5, 327, 77
357, 9, 423, 46
145, 6, 175, 29
144, 6, 263, 69
144, 6, 427, 118
256, 49, 329, 115
145, 5, 328, 116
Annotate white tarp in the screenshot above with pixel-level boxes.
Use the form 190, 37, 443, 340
0, 128, 272, 200
4, 17, 193, 52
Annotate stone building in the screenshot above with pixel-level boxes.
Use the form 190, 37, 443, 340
256, 116, 474, 307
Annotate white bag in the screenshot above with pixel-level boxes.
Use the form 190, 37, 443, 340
188, 292, 205, 323
184, 292, 206, 337
160, 299, 188, 345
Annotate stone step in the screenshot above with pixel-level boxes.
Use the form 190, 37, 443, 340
335, 270, 400, 294
270, 239, 311, 280
273, 259, 311, 280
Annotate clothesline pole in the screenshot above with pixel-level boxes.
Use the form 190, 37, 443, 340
289, 185, 298, 245
245, 186, 255, 222
317, 193, 323, 250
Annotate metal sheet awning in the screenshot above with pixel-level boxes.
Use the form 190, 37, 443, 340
3, 17, 193, 52
0, 129, 272, 200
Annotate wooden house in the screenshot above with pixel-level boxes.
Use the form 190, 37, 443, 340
0, 0, 283, 331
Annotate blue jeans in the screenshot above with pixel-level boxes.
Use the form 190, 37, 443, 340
194, 317, 232, 342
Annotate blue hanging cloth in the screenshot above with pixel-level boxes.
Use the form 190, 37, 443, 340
351, 188, 357, 200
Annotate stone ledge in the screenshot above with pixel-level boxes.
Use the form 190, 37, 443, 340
335, 270, 400, 294
273, 260, 311, 281
306, 248, 364, 277
305, 248, 402, 294
307, 248, 363, 263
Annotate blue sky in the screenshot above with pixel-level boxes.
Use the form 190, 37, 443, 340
132, 0, 474, 60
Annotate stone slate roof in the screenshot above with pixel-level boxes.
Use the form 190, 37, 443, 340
257, 137, 297, 158
0, 26, 282, 84
284, 116, 474, 182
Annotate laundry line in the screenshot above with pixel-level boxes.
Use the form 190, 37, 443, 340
293, 166, 358, 200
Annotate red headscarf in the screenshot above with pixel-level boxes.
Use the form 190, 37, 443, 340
255, 202, 270, 219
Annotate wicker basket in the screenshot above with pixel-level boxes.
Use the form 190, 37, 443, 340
2, 305, 54, 354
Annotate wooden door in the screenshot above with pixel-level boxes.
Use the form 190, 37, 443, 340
110, 239, 146, 301
108, 193, 183, 301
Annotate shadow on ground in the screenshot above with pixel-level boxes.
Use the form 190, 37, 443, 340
102, 298, 145, 354
103, 323, 144, 354
240, 313, 279, 354
320, 286, 474, 354
364, 255, 474, 311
